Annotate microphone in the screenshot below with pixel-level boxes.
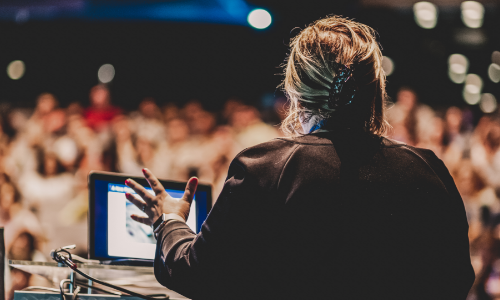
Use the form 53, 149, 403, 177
50, 245, 77, 269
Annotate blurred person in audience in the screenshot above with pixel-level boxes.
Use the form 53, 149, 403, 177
4, 109, 43, 180
67, 114, 105, 173
210, 125, 240, 201
84, 85, 121, 132
7, 231, 47, 300
28, 93, 58, 128
162, 103, 181, 123
222, 98, 244, 123
442, 107, 472, 171
182, 100, 204, 133
0, 179, 44, 259
130, 97, 165, 140
114, 114, 165, 177
445, 106, 466, 145
18, 147, 79, 255
155, 117, 191, 180
0, 179, 23, 226
416, 116, 445, 158
454, 160, 491, 245
229, 104, 280, 151
175, 110, 220, 183
114, 115, 141, 175
43, 109, 67, 136
387, 87, 435, 145
23, 93, 61, 148
471, 117, 500, 190
0, 117, 11, 158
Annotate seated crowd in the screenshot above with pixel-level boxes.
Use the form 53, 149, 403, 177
1, 84, 499, 298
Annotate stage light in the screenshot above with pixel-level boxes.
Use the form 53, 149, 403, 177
7, 60, 25, 80
98, 64, 115, 84
448, 54, 468, 84
382, 56, 394, 76
489, 64, 500, 83
463, 74, 482, 105
480, 93, 497, 113
247, 9, 272, 29
461, 1, 484, 28
413, 2, 438, 29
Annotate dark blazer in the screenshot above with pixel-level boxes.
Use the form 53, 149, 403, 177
154, 131, 475, 300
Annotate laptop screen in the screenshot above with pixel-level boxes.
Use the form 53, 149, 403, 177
89, 172, 211, 261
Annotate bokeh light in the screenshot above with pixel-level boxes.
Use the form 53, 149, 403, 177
247, 9, 272, 30
479, 93, 497, 113
7, 60, 25, 80
492, 51, 500, 65
448, 54, 468, 84
488, 64, 500, 83
413, 2, 438, 29
461, 1, 484, 28
463, 74, 483, 105
382, 56, 394, 76
98, 64, 115, 84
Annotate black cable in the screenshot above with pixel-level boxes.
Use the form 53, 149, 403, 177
51, 249, 169, 300
71, 268, 168, 300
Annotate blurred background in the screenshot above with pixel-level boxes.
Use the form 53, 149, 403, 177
1, 0, 500, 299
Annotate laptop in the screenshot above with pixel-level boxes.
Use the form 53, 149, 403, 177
88, 171, 212, 265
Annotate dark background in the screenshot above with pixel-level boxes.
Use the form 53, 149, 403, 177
0, 0, 499, 113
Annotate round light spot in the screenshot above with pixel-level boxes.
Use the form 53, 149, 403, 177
247, 9, 272, 29
449, 71, 466, 84
479, 93, 497, 113
465, 73, 483, 89
448, 54, 468, 84
463, 89, 481, 105
450, 63, 466, 74
463, 74, 483, 105
413, 2, 438, 29
98, 64, 115, 84
488, 64, 500, 83
465, 84, 480, 94
7, 60, 25, 80
492, 51, 500, 66
461, 1, 484, 28
382, 56, 394, 76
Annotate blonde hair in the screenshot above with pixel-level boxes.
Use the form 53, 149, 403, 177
280, 16, 390, 136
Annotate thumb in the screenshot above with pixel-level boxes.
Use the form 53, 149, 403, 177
183, 177, 198, 204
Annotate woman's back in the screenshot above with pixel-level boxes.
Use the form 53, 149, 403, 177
154, 131, 474, 299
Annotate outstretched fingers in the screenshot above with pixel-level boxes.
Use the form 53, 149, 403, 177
183, 177, 199, 204
125, 178, 153, 203
125, 192, 147, 211
142, 168, 167, 196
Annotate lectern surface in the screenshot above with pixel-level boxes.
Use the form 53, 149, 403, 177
9, 260, 153, 281
9, 261, 187, 299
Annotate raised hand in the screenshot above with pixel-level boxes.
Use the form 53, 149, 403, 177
125, 168, 199, 226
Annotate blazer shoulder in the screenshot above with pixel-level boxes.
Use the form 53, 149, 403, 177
228, 138, 301, 189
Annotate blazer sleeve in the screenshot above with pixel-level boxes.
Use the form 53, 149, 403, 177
153, 154, 280, 299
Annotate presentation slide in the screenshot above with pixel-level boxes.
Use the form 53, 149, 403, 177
106, 183, 196, 259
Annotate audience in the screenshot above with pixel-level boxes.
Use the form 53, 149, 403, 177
2, 84, 500, 299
